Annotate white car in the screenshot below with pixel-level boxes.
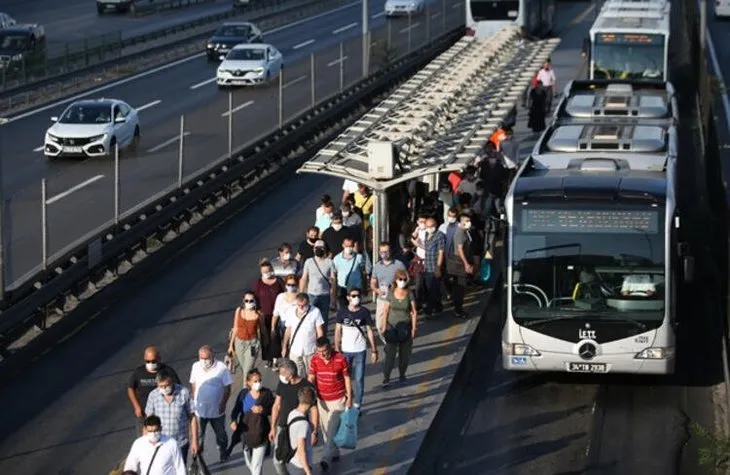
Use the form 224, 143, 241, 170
216, 43, 283, 88
384, 0, 425, 17
44, 99, 140, 159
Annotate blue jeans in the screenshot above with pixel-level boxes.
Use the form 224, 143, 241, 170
309, 293, 330, 333
343, 350, 367, 407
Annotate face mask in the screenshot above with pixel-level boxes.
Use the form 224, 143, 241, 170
200, 359, 213, 369
426, 227, 436, 234
447, 216, 457, 224
145, 362, 158, 372
350, 296, 361, 306
342, 211, 350, 217
379, 252, 390, 261
463, 221, 472, 230
147, 431, 161, 444
476, 190, 484, 196
279, 375, 289, 385
286, 284, 297, 293
297, 304, 309, 313
244, 301, 256, 309
417, 223, 426, 230
160, 386, 173, 396
396, 280, 408, 288
332, 223, 343, 231
314, 248, 325, 257
343, 247, 353, 256
262, 272, 273, 279
251, 381, 262, 391
282, 253, 291, 261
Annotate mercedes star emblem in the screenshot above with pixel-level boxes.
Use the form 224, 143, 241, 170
578, 343, 596, 360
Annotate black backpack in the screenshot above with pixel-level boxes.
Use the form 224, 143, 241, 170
275, 416, 309, 463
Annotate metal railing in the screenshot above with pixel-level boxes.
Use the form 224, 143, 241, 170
130, 0, 216, 16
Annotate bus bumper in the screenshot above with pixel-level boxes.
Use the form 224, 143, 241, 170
503, 353, 675, 375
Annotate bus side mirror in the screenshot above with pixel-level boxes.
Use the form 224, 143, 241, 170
581, 37, 589, 58
682, 256, 695, 283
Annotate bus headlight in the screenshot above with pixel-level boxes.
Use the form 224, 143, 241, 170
506, 343, 541, 356
635, 347, 675, 359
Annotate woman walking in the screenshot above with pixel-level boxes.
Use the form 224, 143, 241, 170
228, 292, 268, 379
253, 260, 285, 367
378, 269, 418, 388
272, 274, 299, 357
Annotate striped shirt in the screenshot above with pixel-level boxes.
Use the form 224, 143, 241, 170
145, 385, 194, 447
309, 352, 349, 401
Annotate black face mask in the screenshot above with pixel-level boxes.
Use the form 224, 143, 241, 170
314, 248, 326, 257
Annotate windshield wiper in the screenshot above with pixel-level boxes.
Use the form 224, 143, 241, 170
525, 243, 581, 255
522, 313, 648, 330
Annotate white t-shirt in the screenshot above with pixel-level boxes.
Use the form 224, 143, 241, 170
287, 410, 313, 469
537, 68, 556, 87
124, 435, 186, 475
284, 306, 325, 357
189, 360, 234, 418
415, 228, 427, 259
342, 179, 359, 194
273, 292, 298, 324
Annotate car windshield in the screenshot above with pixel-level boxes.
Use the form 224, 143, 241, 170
227, 48, 265, 61
59, 104, 112, 124
592, 33, 666, 80
214, 25, 250, 37
0, 33, 29, 52
510, 203, 666, 325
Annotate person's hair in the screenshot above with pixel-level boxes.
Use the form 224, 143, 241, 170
246, 368, 262, 381
320, 194, 331, 205
392, 269, 409, 289
155, 368, 176, 384
316, 336, 330, 348
307, 226, 319, 235
278, 243, 292, 253
143, 415, 162, 428
259, 260, 273, 271
323, 201, 334, 210
284, 274, 298, 285
295, 292, 309, 302
297, 386, 317, 406
448, 207, 459, 215
242, 291, 257, 306
198, 345, 213, 358
278, 358, 298, 378
378, 242, 391, 250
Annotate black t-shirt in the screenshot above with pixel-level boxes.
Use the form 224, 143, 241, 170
275, 378, 315, 427
321, 226, 356, 257
128, 364, 181, 408
298, 239, 315, 262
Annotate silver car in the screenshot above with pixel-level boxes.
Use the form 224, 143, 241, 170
384, 0, 425, 17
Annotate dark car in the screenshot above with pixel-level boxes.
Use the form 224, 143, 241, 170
0, 24, 46, 71
206, 22, 263, 61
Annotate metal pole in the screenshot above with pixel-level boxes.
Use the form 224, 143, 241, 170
177, 115, 184, 188
339, 42, 344, 92
0, 122, 5, 299
362, 0, 368, 78
387, 20, 392, 49
442, 0, 446, 33
310, 53, 316, 106
426, 5, 430, 43
407, 13, 412, 53
114, 143, 120, 225
41, 178, 47, 271
278, 68, 284, 128
227, 91, 233, 160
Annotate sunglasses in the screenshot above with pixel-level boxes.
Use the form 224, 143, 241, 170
145, 359, 158, 363
396, 278, 408, 282
244, 299, 255, 303
349, 294, 360, 298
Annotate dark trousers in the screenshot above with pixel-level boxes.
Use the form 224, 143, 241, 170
199, 415, 228, 457
422, 272, 443, 314
181, 443, 189, 465
383, 338, 413, 381
449, 274, 469, 313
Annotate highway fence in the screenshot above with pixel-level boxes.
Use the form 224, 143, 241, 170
0, 7, 466, 379
129, 0, 216, 17
0, 0, 324, 97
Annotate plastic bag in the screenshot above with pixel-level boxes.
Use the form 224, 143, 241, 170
188, 454, 211, 475
333, 407, 359, 449
479, 257, 492, 283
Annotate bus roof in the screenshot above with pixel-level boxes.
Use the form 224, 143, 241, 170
590, 0, 670, 36
553, 80, 677, 123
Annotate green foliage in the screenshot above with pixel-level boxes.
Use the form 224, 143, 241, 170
371, 40, 398, 70
692, 422, 730, 474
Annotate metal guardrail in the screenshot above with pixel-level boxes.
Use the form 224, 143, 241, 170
0, 25, 465, 365
131, 0, 216, 17
0, 0, 312, 95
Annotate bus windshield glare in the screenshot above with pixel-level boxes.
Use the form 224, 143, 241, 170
470, 0, 519, 21
592, 33, 665, 80
510, 204, 666, 325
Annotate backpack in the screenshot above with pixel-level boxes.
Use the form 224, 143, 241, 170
275, 416, 309, 463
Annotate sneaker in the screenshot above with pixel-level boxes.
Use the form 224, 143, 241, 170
321, 461, 330, 472
382, 378, 390, 389
399, 375, 407, 383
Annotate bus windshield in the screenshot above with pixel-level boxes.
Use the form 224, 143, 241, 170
592, 33, 666, 80
470, 0, 519, 21
510, 204, 666, 326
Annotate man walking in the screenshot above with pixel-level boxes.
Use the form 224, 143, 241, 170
124, 415, 186, 475
370, 242, 406, 335
422, 216, 446, 317
127, 346, 181, 435
308, 337, 352, 472
189, 345, 233, 463
299, 240, 335, 332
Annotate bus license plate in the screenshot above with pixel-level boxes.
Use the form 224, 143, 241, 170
567, 362, 608, 373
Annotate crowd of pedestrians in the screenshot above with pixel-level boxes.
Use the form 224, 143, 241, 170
120, 133, 517, 473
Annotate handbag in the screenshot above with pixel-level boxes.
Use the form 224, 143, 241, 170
384, 321, 410, 344
188, 454, 211, 475
333, 407, 360, 449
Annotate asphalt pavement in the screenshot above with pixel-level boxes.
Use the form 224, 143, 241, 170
0, 0, 464, 286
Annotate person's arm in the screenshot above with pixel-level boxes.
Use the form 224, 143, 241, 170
410, 293, 418, 339
268, 394, 282, 441
228, 308, 240, 354
366, 326, 379, 363
257, 310, 270, 346
334, 322, 343, 353
126, 374, 143, 418
344, 374, 353, 408
230, 390, 243, 426
436, 235, 445, 277
299, 266, 309, 293
189, 413, 199, 453
171, 441, 186, 475
370, 274, 379, 295
457, 240, 472, 273
296, 435, 313, 475
378, 301, 391, 334
190, 366, 197, 400
281, 324, 291, 357
220, 384, 231, 416
122, 441, 139, 472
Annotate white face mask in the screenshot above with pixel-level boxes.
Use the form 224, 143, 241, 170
350, 296, 361, 306
417, 222, 426, 230
343, 246, 353, 256
426, 226, 436, 234
286, 284, 297, 293
244, 302, 256, 309
396, 280, 408, 288
281, 253, 291, 261
262, 272, 273, 279
251, 381, 262, 391
342, 211, 350, 217
200, 358, 213, 369
332, 223, 343, 231
160, 385, 173, 396
279, 375, 289, 385
463, 221, 472, 230
145, 362, 158, 372
447, 216, 457, 224
147, 431, 161, 444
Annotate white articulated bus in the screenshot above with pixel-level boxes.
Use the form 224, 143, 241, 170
501, 81, 694, 376
584, 0, 671, 81
466, 0, 557, 39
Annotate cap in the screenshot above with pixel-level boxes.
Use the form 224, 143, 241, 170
314, 240, 326, 248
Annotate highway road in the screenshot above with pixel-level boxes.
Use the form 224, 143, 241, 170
3, 0, 252, 48
0, 0, 464, 286
411, 1, 724, 473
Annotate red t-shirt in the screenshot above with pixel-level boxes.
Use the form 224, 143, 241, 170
309, 352, 349, 401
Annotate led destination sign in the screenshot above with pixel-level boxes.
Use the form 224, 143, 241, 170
594, 33, 665, 46
521, 209, 659, 234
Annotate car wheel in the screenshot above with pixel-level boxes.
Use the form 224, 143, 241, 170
129, 126, 140, 153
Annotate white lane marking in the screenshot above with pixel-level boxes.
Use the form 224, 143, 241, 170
135, 99, 161, 112
400, 22, 420, 34
327, 56, 348, 67
33, 145, 44, 152
332, 22, 357, 35
706, 31, 730, 132
147, 132, 191, 153
190, 77, 217, 90
431, 12, 441, 19
221, 100, 255, 117
293, 39, 315, 50
283, 75, 308, 89
371, 12, 385, 19
46, 174, 105, 205
5, 0, 365, 123
452, 2, 461, 8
